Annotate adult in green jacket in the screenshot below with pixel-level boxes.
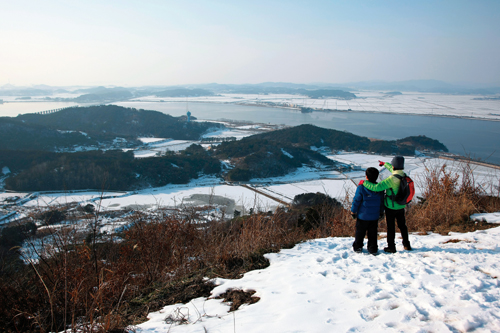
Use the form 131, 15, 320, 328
362, 156, 412, 253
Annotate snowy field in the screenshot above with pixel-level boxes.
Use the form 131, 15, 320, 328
137, 224, 500, 333
132, 123, 275, 158
134, 140, 195, 158
200, 122, 275, 139
130, 92, 500, 120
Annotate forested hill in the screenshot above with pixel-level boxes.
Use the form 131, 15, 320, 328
237, 124, 448, 154
16, 105, 222, 140
0, 117, 99, 151
213, 124, 448, 180
0, 105, 223, 150
253, 124, 371, 151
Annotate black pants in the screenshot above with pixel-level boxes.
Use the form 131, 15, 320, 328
385, 207, 410, 248
353, 218, 378, 253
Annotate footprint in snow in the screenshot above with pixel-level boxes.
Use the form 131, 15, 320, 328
359, 306, 380, 321
384, 301, 400, 310
344, 289, 360, 299
375, 291, 392, 300
332, 254, 342, 262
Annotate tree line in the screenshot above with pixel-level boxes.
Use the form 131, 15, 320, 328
4, 146, 220, 191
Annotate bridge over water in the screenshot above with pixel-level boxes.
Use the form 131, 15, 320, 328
34, 106, 78, 115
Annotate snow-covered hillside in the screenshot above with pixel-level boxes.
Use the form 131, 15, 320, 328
137, 224, 500, 333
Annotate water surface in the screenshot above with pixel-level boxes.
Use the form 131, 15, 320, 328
117, 101, 500, 165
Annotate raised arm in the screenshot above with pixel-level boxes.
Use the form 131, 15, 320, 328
383, 162, 394, 173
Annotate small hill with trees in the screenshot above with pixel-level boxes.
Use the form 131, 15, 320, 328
0, 118, 97, 151
154, 88, 214, 97
0, 105, 223, 151
297, 89, 356, 99
213, 124, 447, 181
396, 135, 448, 152
16, 105, 222, 140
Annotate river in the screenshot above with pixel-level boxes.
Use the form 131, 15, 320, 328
116, 101, 500, 165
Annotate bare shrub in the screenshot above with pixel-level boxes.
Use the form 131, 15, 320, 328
406, 161, 498, 234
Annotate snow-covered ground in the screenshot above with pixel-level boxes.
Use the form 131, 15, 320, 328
128, 92, 500, 121
137, 222, 500, 333
200, 123, 274, 140
134, 140, 195, 158
471, 212, 500, 224
97, 181, 279, 214
131, 123, 275, 158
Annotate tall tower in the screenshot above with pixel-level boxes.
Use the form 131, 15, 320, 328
186, 97, 191, 122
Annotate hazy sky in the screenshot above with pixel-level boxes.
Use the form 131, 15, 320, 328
1, 0, 499, 86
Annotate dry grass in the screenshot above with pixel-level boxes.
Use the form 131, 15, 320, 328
215, 289, 260, 312
405, 162, 500, 234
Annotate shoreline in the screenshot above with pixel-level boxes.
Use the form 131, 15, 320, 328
232, 102, 500, 122
124, 99, 500, 122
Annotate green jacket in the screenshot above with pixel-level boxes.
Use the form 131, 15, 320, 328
363, 162, 406, 210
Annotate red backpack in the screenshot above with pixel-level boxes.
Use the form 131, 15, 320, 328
391, 174, 415, 205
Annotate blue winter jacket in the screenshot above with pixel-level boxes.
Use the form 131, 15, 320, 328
351, 180, 384, 221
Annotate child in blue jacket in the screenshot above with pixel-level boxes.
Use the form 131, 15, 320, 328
351, 167, 384, 254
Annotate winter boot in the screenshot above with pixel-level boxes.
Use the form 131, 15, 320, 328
384, 246, 397, 254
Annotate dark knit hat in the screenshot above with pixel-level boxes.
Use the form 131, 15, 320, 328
391, 156, 405, 170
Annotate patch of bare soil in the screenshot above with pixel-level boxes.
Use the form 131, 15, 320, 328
215, 288, 260, 312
